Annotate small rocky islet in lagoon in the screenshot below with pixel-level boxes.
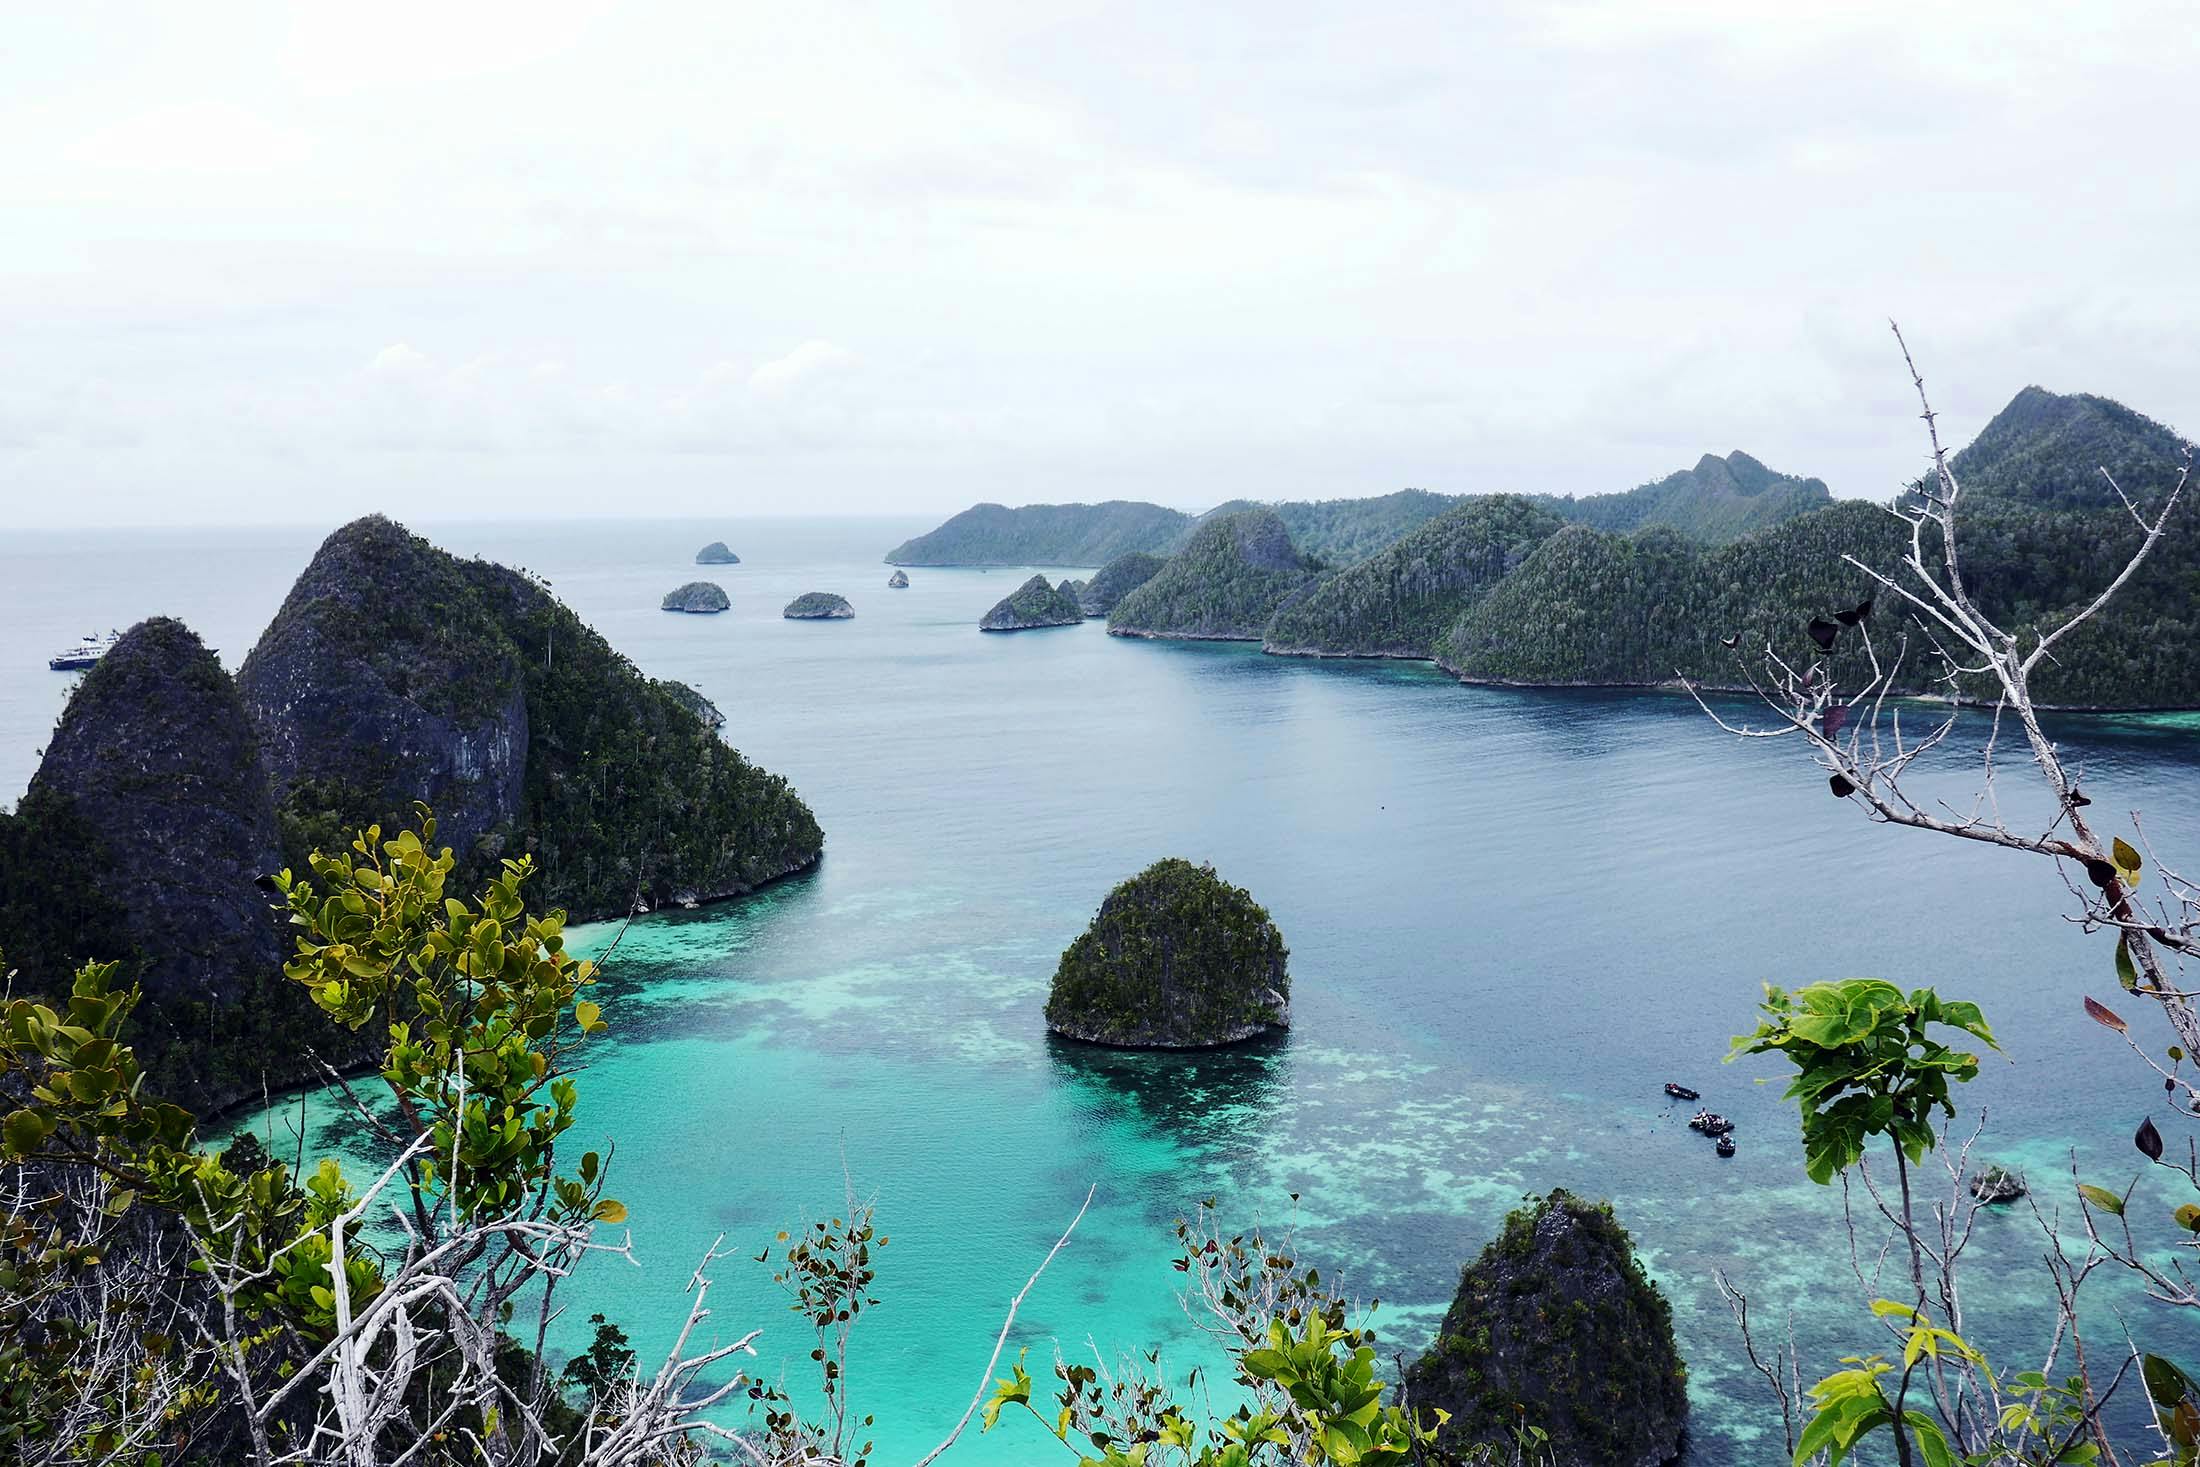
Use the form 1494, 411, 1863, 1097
1407, 1189, 1689, 1466
1045, 858, 1289, 1048
887, 568, 909, 588
978, 573, 1084, 631
661, 580, 730, 613
783, 591, 854, 620
695, 541, 740, 564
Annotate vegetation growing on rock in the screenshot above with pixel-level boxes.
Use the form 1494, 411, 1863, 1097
663, 680, 725, 728
0, 619, 363, 1110
1109, 508, 1319, 641
1264, 496, 1564, 658
1406, 1188, 1687, 1466
660, 580, 731, 613
457, 556, 823, 918
1948, 384, 2190, 510
239, 515, 529, 858
695, 541, 741, 564
241, 517, 821, 927
1045, 857, 1290, 1047
979, 574, 1085, 631
1078, 550, 1167, 614
783, 591, 855, 619
1431, 387, 2199, 706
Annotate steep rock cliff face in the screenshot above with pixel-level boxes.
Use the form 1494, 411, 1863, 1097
2, 619, 346, 1114
31, 619, 286, 1005
1407, 1190, 1687, 1466
238, 515, 530, 861
241, 516, 821, 921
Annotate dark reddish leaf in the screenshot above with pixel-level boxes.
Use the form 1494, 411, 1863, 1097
2085, 858, 2119, 889
1808, 618, 1839, 652
1822, 706, 1850, 740
2085, 996, 2129, 1033
2137, 1116, 2165, 1162
1835, 598, 1874, 627
2067, 787, 2092, 808
1829, 774, 1856, 799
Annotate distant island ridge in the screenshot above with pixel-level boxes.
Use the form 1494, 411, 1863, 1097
882, 454, 1831, 569
884, 385, 2197, 708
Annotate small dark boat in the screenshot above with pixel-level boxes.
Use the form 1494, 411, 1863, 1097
1664, 1082, 1700, 1101
1716, 1134, 1736, 1158
1690, 1110, 1734, 1136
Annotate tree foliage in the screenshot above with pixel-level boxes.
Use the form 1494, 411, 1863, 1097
1110, 511, 1319, 642
1263, 497, 1562, 659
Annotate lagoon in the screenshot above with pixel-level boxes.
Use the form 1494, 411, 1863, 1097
10, 516, 2200, 1462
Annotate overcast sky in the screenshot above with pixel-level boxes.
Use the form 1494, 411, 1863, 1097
2, 2, 2193, 528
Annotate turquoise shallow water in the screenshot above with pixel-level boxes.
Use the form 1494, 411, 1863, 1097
10, 517, 2200, 1462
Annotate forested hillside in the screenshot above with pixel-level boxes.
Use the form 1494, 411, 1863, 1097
1265, 488, 1464, 565
1110, 508, 1321, 640
1528, 451, 1830, 542
1434, 388, 2197, 705
1949, 385, 2191, 509
1264, 496, 1563, 658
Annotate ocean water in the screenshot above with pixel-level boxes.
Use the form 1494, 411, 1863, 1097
7, 516, 2200, 1462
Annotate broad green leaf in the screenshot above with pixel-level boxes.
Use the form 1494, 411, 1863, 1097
2, 1108, 52, 1156
2077, 1183, 2126, 1216
2114, 837, 2145, 885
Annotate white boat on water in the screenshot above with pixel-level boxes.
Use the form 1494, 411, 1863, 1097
48, 629, 120, 671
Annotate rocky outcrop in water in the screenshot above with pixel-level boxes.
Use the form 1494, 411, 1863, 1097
1077, 552, 1167, 615
979, 574, 1085, 631
888, 569, 910, 588
29, 619, 286, 1005
662, 581, 731, 613
1968, 1164, 2027, 1203
237, 515, 529, 859
1407, 1189, 1687, 1466
2, 618, 351, 1112
1045, 859, 1290, 1047
240, 516, 822, 921
696, 541, 741, 564
784, 592, 855, 620
1, 523, 821, 1113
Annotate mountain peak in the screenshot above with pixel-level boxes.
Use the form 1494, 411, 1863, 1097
1952, 385, 2192, 509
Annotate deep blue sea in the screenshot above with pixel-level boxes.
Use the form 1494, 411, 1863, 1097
5, 516, 2200, 1462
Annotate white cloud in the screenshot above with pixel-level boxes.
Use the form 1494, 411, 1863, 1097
748, 341, 858, 395
367, 343, 429, 375
0, 1, 2195, 526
